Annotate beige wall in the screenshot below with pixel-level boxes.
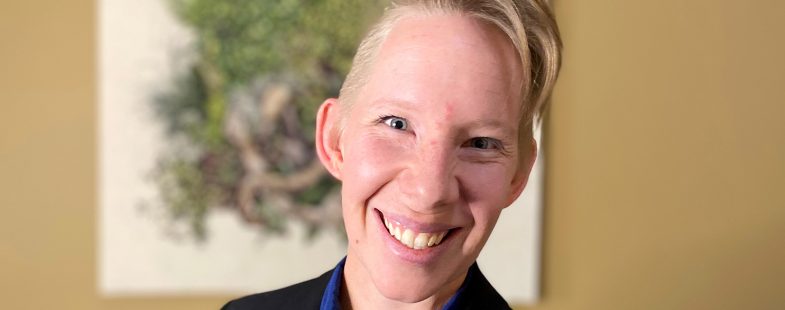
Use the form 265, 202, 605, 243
540, 1, 785, 309
1, 0, 783, 309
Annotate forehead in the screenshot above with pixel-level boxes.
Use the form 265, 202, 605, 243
356, 13, 523, 126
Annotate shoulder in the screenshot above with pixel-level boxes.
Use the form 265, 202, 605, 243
221, 269, 333, 310
455, 263, 512, 310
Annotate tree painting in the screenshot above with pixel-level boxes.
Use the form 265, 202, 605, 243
152, 0, 384, 241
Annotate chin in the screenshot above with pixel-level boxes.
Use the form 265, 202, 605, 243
372, 272, 442, 303
368, 255, 468, 305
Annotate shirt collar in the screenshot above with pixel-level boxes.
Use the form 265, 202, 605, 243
320, 257, 474, 310
319, 257, 346, 310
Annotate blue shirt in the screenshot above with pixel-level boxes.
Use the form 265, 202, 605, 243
320, 257, 473, 310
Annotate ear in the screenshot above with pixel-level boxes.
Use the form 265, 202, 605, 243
505, 137, 538, 207
315, 98, 344, 180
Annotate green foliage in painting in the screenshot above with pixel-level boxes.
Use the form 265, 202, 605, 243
153, 0, 385, 241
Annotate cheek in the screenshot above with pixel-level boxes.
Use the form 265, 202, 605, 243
340, 133, 408, 206
459, 164, 511, 252
340, 133, 408, 246
461, 164, 513, 207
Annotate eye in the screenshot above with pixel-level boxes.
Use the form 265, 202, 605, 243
381, 116, 408, 130
465, 137, 498, 150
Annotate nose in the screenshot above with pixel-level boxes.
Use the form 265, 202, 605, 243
397, 141, 460, 213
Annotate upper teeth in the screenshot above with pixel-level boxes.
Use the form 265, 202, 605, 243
384, 217, 447, 250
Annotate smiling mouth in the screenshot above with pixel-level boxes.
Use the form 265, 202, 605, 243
376, 210, 454, 250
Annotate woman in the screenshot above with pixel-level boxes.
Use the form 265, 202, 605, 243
224, 0, 561, 308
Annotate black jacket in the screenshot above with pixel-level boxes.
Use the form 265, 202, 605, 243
222, 263, 510, 309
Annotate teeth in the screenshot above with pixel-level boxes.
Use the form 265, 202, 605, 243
401, 229, 415, 247
382, 216, 449, 250
435, 232, 445, 245
427, 234, 437, 247
413, 233, 429, 249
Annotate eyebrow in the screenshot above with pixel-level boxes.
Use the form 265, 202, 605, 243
369, 98, 416, 109
465, 119, 517, 136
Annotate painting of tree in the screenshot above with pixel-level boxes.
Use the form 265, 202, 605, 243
152, 0, 385, 241
100, 0, 543, 300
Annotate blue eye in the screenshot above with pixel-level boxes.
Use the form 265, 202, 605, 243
382, 116, 408, 130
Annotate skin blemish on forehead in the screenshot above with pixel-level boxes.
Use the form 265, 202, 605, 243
433, 103, 452, 133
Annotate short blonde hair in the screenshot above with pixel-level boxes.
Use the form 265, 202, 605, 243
338, 0, 562, 129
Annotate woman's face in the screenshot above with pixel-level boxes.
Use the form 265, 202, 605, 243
316, 14, 535, 304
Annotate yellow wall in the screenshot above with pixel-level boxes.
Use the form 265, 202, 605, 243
1, 0, 783, 309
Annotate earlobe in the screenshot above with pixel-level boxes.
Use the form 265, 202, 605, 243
506, 138, 538, 206
315, 98, 344, 180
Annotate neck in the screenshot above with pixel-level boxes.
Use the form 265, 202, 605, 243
340, 254, 466, 310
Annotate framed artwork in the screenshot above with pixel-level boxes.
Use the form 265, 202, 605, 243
98, 0, 543, 304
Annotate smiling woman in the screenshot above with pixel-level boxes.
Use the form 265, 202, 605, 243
317, 14, 535, 308
223, 0, 562, 309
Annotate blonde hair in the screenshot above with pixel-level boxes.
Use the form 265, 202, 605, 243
338, 0, 562, 130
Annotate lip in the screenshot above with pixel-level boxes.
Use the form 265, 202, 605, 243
373, 209, 459, 265
380, 210, 457, 233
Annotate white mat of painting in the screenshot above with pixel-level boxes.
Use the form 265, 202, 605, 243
98, 0, 542, 304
